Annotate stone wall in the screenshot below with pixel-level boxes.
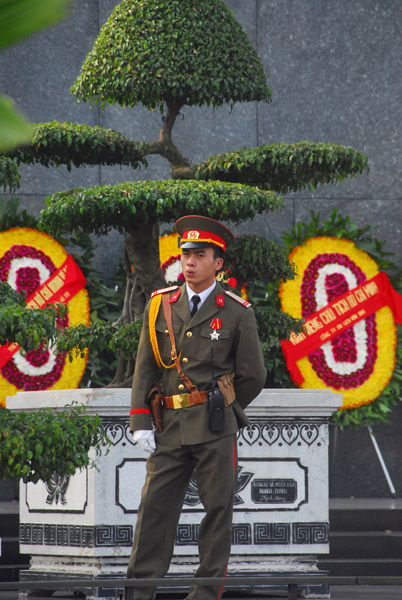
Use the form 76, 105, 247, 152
0, 0, 401, 497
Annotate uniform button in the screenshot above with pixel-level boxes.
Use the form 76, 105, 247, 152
182, 357, 188, 363
178, 384, 185, 391
186, 331, 192, 337
164, 329, 169, 334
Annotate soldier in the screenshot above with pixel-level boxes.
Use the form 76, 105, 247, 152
128, 215, 267, 600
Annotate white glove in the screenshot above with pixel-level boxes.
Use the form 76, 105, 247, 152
133, 429, 156, 453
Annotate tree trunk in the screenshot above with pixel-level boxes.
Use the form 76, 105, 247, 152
107, 219, 166, 387
125, 218, 166, 320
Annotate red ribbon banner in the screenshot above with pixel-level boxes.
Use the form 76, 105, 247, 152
281, 271, 402, 385
0, 255, 86, 369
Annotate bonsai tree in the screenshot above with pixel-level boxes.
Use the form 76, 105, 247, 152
2, 0, 368, 393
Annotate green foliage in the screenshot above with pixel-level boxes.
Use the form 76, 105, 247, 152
222, 235, 303, 386
282, 208, 371, 247
276, 209, 402, 429
0, 402, 110, 483
56, 319, 142, 361
195, 142, 369, 193
81, 270, 126, 387
8, 121, 148, 172
71, 0, 271, 111
253, 282, 303, 385
39, 180, 281, 236
0, 282, 66, 353
225, 234, 295, 286
50, 232, 128, 388
283, 209, 400, 279
0, 196, 37, 229
0, 157, 20, 192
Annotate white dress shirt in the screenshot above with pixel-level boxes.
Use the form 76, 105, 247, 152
186, 280, 216, 314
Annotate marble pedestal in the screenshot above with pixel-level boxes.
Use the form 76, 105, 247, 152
7, 387, 342, 598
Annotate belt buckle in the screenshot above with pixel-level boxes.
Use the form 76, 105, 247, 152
172, 393, 190, 409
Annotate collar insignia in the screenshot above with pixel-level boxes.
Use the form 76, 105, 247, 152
169, 290, 181, 304
215, 294, 224, 307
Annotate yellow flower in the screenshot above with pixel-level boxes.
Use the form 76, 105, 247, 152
159, 232, 180, 265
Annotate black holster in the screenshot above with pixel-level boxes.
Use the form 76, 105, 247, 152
208, 386, 225, 432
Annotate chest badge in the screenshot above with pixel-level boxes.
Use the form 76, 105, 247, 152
210, 318, 221, 341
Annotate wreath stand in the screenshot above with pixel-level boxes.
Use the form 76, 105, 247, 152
366, 424, 397, 497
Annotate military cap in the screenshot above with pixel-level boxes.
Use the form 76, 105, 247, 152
175, 215, 235, 252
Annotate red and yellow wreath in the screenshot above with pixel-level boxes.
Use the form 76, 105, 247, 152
0, 228, 90, 407
280, 236, 402, 411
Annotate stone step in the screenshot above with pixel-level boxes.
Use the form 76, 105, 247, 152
0, 539, 22, 566
0, 563, 28, 583
317, 558, 402, 577
330, 509, 402, 532
0, 503, 19, 538
328, 498, 402, 532
328, 531, 402, 559
325, 498, 402, 575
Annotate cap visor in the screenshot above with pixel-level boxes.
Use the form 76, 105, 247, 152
179, 241, 215, 249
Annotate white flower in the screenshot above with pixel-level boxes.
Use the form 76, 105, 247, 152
7, 258, 51, 289
165, 259, 182, 282
13, 344, 57, 377
315, 263, 368, 375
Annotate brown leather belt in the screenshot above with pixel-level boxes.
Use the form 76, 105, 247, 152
163, 390, 209, 409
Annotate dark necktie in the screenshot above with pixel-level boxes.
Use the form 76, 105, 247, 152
191, 295, 201, 317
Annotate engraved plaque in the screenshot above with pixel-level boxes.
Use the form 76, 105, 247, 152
251, 479, 297, 504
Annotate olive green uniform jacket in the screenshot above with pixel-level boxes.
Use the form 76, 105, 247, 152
129, 282, 267, 445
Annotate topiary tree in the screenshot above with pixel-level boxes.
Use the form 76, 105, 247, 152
1, 0, 368, 391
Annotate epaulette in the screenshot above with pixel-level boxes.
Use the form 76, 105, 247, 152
151, 285, 179, 298
224, 289, 252, 308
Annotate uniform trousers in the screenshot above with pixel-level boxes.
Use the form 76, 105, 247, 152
127, 433, 238, 600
